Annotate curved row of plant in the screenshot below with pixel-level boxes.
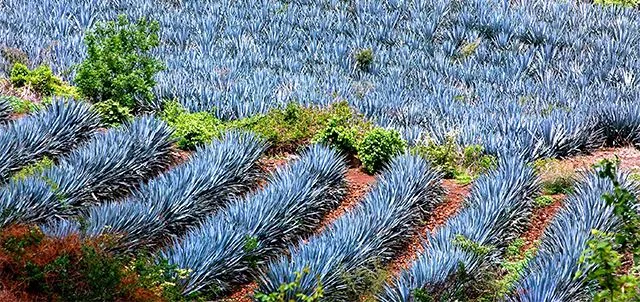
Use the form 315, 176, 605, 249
0, 99, 100, 183
43, 131, 268, 254
381, 156, 539, 301
509, 162, 639, 301
0, 116, 175, 227
256, 153, 444, 301
159, 144, 347, 297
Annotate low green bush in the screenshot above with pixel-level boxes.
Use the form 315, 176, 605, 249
411, 136, 496, 180
313, 101, 372, 155
93, 99, 134, 126
594, 0, 639, 7
355, 48, 374, 71
9, 64, 78, 99
1, 95, 42, 114
357, 128, 406, 174
162, 100, 224, 150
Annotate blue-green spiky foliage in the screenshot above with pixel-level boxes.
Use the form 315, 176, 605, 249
0, 116, 175, 227
258, 154, 444, 301
508, 170, 638, 302
159, 144, 347, 296
381, 156, 539, 301
0, 96, 12, 124
42, 131, 268, 253
0, 99, 100, 183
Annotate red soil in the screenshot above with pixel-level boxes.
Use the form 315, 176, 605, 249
388, 180, 472, 275
521, 147, 640, 252
315, 167, 377, 234
521, 195, 565, 251
562, 147, 640, 173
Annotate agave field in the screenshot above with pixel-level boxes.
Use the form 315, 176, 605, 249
1, 0, 640, 301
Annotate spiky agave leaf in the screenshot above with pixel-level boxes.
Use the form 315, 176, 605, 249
381, 155, 538, 302
0, 96, 11, 124
160, 144, 347, 296
258, 154, 444, 301
508, 170, 637, 302
0, 99, 101, 182
0, 116, 174, 226
55, 131, 268, 252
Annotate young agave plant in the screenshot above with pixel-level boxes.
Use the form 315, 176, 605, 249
0, 96, 12, 124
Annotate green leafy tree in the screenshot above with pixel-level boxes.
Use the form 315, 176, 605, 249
75, 15, 164, 110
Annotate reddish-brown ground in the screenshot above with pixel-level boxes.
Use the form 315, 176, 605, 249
562, 147, 640, 173
521, 147, 640, 252
315, 168, 377, 234
521, 195, 564, 251
387, 180, 472, 275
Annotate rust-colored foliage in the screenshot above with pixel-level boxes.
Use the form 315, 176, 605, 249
0, 225, 163, 302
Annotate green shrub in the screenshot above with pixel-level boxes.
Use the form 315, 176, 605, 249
411, 136, 496, 180
355, 48, 373, 71
161, 101, 220, 150
11, 156, 54, 181
75, 15, 164, 110
357, 128, 406, 174
313, 102, 372, 155
228, 102, 333, 152
93, 100, 134, 126
9, 62, 30, 87
594, 0, 639, 7
9, 63, 77, 99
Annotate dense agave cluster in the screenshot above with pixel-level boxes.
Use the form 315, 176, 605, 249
381, 156, 538, 301
1, 0, 639, 156
0, 99, 100, 182
43, 131, 268, 252
0, 116, 174, 227
160, 144, 347, 296
258, 154, 443, 301
0, 96, 11, 124
509, 170, 637, 301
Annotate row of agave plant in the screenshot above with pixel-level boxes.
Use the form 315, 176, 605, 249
0, 100, 100, 182
43, 131, 268, 254
1, 0, 639, 153
510, 170, 638, 301
0, 112, 175, 227
259, 154, 444, 300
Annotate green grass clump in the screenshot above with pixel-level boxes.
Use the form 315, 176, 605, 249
411, 135, 496, 182
534, 195, 555, 208
10, 64, 77, 99
11, 157, 55, 181
534, 158, 576, 195
161, 101, 221, 150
